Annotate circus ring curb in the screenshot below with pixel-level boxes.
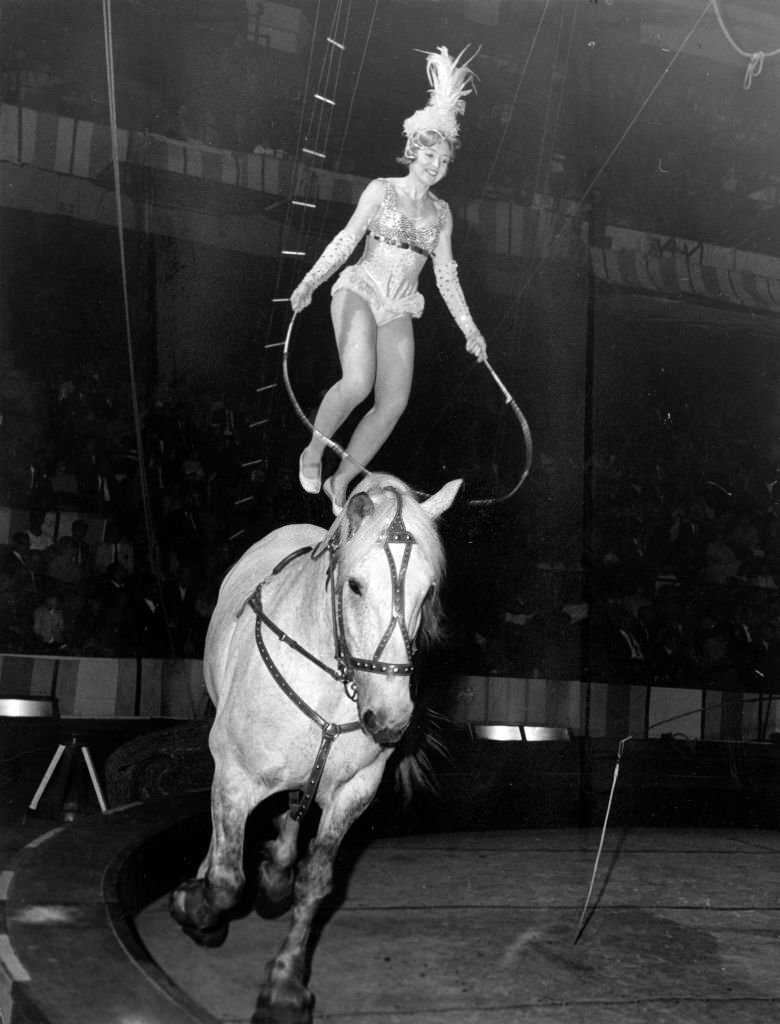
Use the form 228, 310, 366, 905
1, 792, 215, 1024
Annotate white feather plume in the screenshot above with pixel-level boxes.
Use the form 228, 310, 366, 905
403, 45, 479, 143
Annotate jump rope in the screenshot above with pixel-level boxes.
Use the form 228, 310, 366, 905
282, 309, 533, 508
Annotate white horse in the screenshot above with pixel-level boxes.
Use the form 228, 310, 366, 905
171, 473, 462, 1023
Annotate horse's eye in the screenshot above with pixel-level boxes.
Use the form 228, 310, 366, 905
348, 578, 363, 596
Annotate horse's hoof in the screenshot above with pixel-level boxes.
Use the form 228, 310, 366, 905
252, 988, 313, 1024
251, 1008, 310, 1024
169, 878, 222, 934
254, 970, 314, 1024
255, 888, 293, 919
181, 918, 230, 948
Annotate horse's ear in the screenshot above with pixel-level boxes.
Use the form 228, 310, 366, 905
421, 479, 463, 520
346, 491, 375, 537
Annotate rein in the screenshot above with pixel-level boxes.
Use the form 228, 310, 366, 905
248, 495, 417, 820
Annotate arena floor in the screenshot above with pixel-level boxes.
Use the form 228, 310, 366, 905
3, 791, 780, 1023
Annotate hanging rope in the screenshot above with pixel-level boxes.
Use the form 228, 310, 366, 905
282, 311, 532, 506
100, 1, 162, 583
711, 0, 780, 89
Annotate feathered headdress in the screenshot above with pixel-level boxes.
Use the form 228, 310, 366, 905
402, 45, 479, 145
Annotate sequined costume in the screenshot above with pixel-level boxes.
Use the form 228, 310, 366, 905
331, 179, 448, 326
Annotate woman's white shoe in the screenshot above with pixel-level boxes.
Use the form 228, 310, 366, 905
323, 477, 344, 516
298, 452, 321, 495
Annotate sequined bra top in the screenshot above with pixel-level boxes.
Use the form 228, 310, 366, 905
366, 179, 447, 258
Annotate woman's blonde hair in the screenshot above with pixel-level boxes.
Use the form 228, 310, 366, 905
397, 128, 457, 167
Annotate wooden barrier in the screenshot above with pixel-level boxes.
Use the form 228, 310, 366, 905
0, 653, 205, 719
2, 654, 779, 741
447, 675, 780, 742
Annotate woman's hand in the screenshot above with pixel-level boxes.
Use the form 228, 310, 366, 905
465, 330, 487, 363
290, 281, 313, 314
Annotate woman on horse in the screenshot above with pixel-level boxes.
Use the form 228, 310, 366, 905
290, 46, 487, 515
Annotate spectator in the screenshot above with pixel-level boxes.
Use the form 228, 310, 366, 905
96, 562, 135, 654
45, 536, 84, 588
32, 590, 66, 650
701, 524, 741, 585
697, 614, 738, 690
613, 610, 649, 684
132, 574, 170, 657
163, 563, 200, 656
67, 518, 94, 576
94, 520, 135, 577
650, 625, 690, 687
199, 109, 220, 147
0, 571, 20, 648
50, 459, 79, 508
191, 581, 217, 658
28, 451, 54, 510
25, 508, 54, 555
164, 490, 205, 573
72, 592, 112, 656
2, 532, 37, 640
45, 535, 87, 633
74, 436, 101, 511
729, 510, 763, 560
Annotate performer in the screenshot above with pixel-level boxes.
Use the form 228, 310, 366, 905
290, 46, 487, 514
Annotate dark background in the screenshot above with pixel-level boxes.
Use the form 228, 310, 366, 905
2, 0, 780, 684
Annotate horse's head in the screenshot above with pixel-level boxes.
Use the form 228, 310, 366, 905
323, 474, 461, 747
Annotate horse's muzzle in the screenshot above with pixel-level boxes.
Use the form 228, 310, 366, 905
361, 708, 409, 747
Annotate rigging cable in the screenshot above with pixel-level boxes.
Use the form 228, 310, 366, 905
469, 0, 553, 220
487, 0, 716, 342
100, 0, 161, 582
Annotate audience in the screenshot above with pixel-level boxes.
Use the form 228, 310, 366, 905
0, 366, 281, 657
2, 355, 780, 704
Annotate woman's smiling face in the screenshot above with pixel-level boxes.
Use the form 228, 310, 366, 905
410, 139, 452, 186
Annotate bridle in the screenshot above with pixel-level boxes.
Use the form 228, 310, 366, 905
247, 487, 421, 819
330, 487, 418, 692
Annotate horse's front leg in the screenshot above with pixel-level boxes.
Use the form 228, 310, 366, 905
171, 764, 258, 947
257, 809, 301, 914
254, 760, 387, 1024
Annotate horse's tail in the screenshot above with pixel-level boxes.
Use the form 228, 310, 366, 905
391, 707, 453, 805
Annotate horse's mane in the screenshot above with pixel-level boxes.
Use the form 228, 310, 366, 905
336, 474, 447, 648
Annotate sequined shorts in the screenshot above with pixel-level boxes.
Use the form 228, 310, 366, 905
331, 265, 425, 327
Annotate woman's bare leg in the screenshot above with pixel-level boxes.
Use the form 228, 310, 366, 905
299, 291, 377, 485
328, 314, 415, 504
